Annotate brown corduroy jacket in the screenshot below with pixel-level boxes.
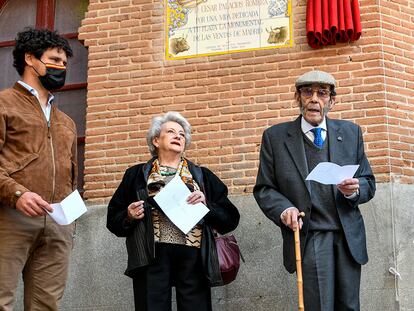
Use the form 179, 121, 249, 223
0, 83, 77, 209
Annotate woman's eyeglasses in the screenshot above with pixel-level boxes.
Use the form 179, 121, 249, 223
300, 87, 331, 99
165, 129, 186, 139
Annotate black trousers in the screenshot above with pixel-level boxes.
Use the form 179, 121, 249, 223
302, 231, 361, 311
132, 243, 212, 311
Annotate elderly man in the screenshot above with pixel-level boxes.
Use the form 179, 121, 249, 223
254, 70, 376, 311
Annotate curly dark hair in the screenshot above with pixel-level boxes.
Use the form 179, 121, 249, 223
13, 27, 73, 76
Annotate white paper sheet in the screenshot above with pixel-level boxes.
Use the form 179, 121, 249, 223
154, 175, 209, 234
47, 190, 87, 225
305, 162, 359, 185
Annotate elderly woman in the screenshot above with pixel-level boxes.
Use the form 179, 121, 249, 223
107, 111, 240, 311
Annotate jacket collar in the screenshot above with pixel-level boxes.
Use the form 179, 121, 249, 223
17, 80, 55, 106
142, 157, 156, 183
142, 157, 203, 188
12, 82, 55, 122
326, 118, 343, 165
13, 82, 34, 97
285, 116, 310, 193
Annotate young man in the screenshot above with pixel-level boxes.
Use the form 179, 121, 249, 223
0, 28, 77, 310
254, 70, 376, 311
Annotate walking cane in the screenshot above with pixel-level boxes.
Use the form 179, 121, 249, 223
294, 212, 305, 311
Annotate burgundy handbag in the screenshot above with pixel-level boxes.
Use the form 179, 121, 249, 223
215, 234, 242, 285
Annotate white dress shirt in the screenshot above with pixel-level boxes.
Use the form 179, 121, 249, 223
301, 117, 327, 143
18, 80, 54, 123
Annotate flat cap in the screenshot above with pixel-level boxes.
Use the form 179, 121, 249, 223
295, 70, 336, 88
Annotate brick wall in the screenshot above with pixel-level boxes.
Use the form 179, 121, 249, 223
379, 0, 414, 184
78, 0, 414, 204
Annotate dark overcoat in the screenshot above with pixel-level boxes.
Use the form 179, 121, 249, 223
254, 116, 376, 273
107, 158, 240, 283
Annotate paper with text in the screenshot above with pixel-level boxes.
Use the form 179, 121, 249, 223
48, 190, 87, 225
306, 162, 359, 185
154, 175, 209, 234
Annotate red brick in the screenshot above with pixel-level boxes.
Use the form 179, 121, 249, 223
79, 1, 414, 202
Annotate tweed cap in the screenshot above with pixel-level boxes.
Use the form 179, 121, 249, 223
295, 70, 336, 88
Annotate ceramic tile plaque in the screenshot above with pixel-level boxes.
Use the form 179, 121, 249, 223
166, 0, 292, 60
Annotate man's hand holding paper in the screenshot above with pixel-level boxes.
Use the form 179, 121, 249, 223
337, 178, 360, 197
16, 192, 53, 217
306, 162, 359, 185
306, 162, 360, 197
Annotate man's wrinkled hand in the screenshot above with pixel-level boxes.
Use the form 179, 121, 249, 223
281, 207, 303, 231
337, 178, 359, 196
15, 192, 52, 217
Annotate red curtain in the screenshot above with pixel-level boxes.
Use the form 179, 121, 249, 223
306, 0, 362, 49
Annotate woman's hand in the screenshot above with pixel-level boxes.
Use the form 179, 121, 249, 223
127, 201, 145, 220
186, 190, 206, 205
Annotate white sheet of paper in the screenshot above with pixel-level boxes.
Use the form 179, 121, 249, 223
153, 175, 209, 234
305, 162, 359, 185
48, 190, 87, 225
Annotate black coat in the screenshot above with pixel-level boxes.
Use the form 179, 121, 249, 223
254, 116, 376, 273
107, 158, 240, 282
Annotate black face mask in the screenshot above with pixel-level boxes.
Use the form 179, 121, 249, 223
34, 60, 67, 91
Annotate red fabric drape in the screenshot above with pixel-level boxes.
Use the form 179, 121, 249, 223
306, 0, 362, 49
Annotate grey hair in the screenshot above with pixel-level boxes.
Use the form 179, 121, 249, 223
147, 111, 192, 157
